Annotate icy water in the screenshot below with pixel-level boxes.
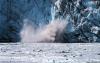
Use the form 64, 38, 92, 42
0, 43, 100, 63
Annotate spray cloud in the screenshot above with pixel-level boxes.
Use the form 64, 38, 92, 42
20, 19, 67, 42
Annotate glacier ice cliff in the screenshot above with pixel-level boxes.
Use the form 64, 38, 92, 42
0, 0, 100, 42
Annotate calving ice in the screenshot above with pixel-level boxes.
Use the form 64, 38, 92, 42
20, 19, 67, 42
0, 0, 100, 42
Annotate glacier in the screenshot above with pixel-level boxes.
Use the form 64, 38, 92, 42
0, 0, 100, 42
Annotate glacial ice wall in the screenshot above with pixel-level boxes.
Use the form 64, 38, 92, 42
51, 0, 100, 43
0, 0, 100, 42
0, 0, 51, 42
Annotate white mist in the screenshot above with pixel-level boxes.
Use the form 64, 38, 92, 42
20, 19, 67, 42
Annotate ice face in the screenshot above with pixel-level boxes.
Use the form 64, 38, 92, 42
0, 0, 100, 42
